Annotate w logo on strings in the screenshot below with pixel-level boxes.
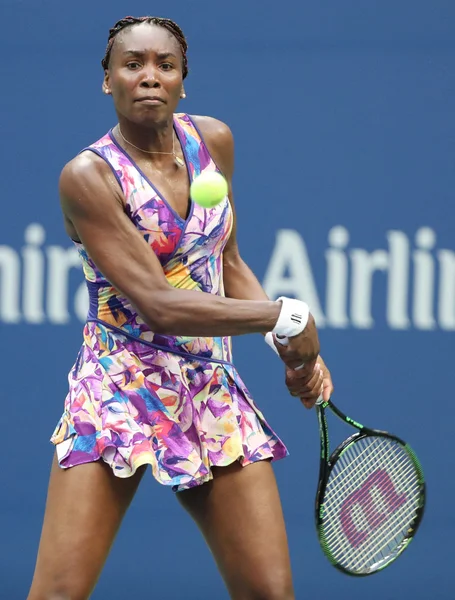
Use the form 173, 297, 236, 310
339, 469, 407, 548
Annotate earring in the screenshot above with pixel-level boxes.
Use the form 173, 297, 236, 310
104, 89, 110, 95
180, 89, 186, 99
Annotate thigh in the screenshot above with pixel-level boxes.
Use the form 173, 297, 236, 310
28, 454, 146, 600
177, 461, 294, 600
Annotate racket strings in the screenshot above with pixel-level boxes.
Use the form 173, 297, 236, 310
324, 440, 418, 532
325, 438, 388, 490
328, 438, 420, 564
320, 436, 421, 573
323, 444, 416, 548
330, 489, 419, 571
325, 439, 412, 506
324, 482, 419, 570
323, 461, 417, 535
347, 502, 419, 570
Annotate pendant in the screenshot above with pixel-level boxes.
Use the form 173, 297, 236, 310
174, 154, 184, 167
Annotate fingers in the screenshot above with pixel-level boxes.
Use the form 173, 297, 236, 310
322, 374, 334, 402
286, 363, 323, 409
273, 326, 332, 411
285, 354, 335, 410
318, 355, 334, 402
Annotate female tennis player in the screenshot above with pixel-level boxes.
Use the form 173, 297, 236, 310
28, 16, 333, 600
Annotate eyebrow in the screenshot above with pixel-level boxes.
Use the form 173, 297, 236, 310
122, 50, 178, 59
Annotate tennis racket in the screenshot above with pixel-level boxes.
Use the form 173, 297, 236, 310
315, 398, 425, 576
264, 333, 426, 576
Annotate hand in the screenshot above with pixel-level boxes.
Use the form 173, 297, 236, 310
284, 355, 334, 410
274, 313, 320, 372
316, 355, 334, 403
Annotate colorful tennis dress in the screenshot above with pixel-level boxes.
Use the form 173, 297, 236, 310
51, 113, 288, 491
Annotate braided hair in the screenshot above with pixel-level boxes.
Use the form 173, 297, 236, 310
101, 16, 189, 79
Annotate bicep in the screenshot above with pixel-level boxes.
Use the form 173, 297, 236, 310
60, 156, 170, 308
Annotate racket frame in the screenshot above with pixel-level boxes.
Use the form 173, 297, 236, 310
315, 399, 426, 577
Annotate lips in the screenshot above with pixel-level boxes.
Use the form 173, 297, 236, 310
135, 96, 165, 104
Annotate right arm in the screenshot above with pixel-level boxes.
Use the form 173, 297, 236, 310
60, 153, 319, 364
60, 153, 280, 337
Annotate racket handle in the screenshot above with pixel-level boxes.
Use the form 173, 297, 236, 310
264, 332, 324, 405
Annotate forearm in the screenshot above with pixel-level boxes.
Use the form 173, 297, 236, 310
136, 286, 280, 337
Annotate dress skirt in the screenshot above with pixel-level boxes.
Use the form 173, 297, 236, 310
51, 321, 288, 492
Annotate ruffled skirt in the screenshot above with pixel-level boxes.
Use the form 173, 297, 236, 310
51, 321, 288, 491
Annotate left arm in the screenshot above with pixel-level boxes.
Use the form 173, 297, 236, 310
193, 115, 333, 406
193, 115, 268, 305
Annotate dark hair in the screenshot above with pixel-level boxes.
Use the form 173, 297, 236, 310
101, 16, 188, 79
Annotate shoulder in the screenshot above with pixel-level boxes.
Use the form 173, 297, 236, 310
190, 115, 234, 176
59, 150, 121, 199
60, 151, 110, 189
191, 115, 233, 141
59, 151, 124, 218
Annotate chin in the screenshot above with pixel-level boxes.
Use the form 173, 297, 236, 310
131, 108, 176, 128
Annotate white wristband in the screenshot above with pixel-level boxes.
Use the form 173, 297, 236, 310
272, 297, 309, 338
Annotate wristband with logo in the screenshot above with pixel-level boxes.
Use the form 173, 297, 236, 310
272, 296, 309, 338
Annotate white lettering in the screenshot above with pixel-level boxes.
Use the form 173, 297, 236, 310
325, 226, 349, 328
1, 224, 454, 331
350, 249, 388, 329
438, 249, 455, 330
413, 228, 436, 330
46, 246, 82, 324
22, 224, 46, 324
0, 245, 20, 323
386, 231, 410, 329
75, 282, 89, 322
262, 229, 325, 326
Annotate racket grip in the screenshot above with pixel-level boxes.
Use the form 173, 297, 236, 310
264, 332, 324, 404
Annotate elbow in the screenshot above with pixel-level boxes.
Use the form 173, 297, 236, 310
150, 312, 174, 335
223, 251, 245, 274
138, 289, 179, 335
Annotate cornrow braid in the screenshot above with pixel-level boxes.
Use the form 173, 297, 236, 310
101, 16, 189, 79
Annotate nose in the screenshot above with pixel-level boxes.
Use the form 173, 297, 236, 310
139, 65, 161, 89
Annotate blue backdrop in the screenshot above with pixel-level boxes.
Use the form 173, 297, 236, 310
1, 1, 454, 598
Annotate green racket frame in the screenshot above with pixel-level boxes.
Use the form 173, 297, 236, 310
315, 399, 426, 576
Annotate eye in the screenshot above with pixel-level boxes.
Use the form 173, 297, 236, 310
126, 61, 141, 70
160, 62, 174, 71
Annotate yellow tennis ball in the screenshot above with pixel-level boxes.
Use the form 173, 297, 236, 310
190, 171, 228, 208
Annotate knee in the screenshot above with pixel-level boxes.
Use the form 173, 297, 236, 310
32, 596, 71, 600
251, 585, 295, 600
241, 575, 295, 600
27, 584, 89, 600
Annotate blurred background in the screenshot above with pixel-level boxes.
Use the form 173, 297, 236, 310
1, 0, 454, 598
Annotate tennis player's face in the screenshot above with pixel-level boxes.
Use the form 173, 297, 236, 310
105, 24, 184, 124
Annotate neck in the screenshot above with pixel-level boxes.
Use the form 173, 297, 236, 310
116, 117, 175, 154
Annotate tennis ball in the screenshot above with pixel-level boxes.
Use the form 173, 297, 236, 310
190, 171, 228, 208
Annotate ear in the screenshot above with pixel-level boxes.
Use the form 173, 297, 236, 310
102, 72, 111, 95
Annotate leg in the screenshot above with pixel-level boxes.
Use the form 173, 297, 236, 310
28, 454, 146, 600
177, 461, 294, 600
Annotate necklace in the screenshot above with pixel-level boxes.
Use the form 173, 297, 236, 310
117, 126, 184, 167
